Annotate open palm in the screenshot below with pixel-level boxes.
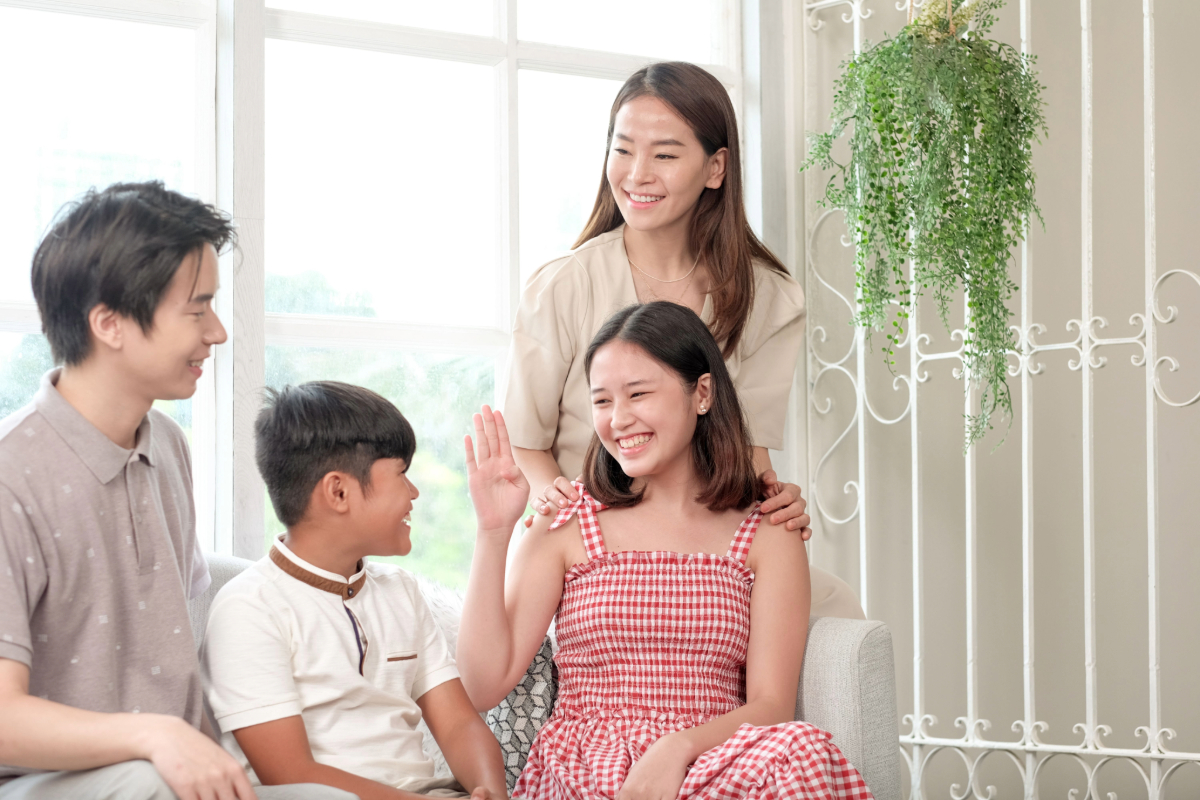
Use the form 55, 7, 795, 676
464, 405, 531, 533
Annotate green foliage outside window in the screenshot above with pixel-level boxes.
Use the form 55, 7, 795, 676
263, 270, 494, 589
802, 0, 1047, 449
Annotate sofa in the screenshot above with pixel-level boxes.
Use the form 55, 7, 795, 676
189, 554, 901, 800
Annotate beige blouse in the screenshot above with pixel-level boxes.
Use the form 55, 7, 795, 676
503, 226, 807, 480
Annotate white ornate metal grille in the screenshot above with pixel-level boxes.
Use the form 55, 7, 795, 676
800, 1, 1200, 797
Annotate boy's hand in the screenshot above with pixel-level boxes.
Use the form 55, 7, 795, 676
140, 714, 256, 800
465, 406, 531, 534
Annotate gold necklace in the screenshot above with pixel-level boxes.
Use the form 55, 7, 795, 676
627, 252, 700, 283
636, 264, 697, 306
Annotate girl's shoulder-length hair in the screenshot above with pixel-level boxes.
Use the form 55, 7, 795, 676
582, 301, 759, 512
573, 61, 790, 359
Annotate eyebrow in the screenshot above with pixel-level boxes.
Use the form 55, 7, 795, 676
591, 379, 650, 395
613, 133, 686, 147
189, 293, 215, 304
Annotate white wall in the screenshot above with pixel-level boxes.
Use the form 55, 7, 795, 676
794, 1, 1200, 797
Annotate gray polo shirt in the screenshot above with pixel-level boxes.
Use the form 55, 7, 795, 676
0, 369, 210, 782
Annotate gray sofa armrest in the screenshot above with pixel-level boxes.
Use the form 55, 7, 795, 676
796, 617, 901, 800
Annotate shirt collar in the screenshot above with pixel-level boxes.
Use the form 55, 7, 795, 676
270, 536, 368, 600
34, 368, 156, 484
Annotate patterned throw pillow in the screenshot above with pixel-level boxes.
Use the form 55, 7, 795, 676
486, 636, 558, 792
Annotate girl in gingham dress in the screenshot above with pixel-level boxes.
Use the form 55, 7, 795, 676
460, 302, 872, 800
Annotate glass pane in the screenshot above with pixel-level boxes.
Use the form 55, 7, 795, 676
268, 0, 493, 37
0, 334, 54, 419
0, 8, 197, 306
264, 346, 494, 589
518, 70, 623, 283
0, 333, 191, 437
519, 0, 726, 64
265, 40, 499, 327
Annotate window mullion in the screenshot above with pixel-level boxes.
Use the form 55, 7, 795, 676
497, 0, 519, 409
215, 0, 266, 559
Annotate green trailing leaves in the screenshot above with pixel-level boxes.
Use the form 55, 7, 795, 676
802, 0, 1046, 450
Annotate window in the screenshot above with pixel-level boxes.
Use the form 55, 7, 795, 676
0, 2, 213, 456
0, 0, 766, 589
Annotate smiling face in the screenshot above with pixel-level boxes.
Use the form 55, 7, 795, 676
352, 457, 420, 557
589, 339, 712, 481
116, 243, 227, 401
605, 95, 728, 236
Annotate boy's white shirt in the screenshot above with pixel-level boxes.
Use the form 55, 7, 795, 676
201, 536, 460, 790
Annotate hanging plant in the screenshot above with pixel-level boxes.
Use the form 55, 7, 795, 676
802, 0, 1047, 449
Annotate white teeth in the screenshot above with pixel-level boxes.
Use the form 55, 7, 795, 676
188, 361, 203, 367
630, 193, 662, 203
618, 434, 652, 448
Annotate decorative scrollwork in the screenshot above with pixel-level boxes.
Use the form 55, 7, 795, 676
1011, 718, 1050, 747
1161, 759, 1200, 796
841, 1, 874, 25
1136, 725, 1180, 756
1073, 721, 1115, 751
808, 366, 862, 527
903, 712, 939, 739
953, 716, 994, 746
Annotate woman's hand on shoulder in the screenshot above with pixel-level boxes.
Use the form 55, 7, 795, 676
465, 406, 531, 535
524, 475, 581, 527
758, 470, 812, 539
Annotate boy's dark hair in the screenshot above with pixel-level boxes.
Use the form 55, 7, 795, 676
582, 301, 758, 512
31, 181, 237, 365
255, 381, 417, 527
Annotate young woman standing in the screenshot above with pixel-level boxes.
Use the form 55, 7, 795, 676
503, 62, 861, 618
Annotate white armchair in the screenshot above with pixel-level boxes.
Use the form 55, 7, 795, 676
190, 554, 900, 800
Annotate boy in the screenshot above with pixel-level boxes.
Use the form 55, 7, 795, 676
202, 382, 507, 800
0, 182, 349, 799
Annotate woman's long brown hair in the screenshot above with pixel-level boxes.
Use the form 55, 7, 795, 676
573, 61, 790, 358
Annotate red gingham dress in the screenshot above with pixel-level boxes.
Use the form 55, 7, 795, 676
513, 483, 873, 800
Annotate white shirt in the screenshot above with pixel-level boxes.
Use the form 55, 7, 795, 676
201, 538, 459, 790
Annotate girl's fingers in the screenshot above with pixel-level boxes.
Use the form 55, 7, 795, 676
480, 404, 501, 459
472, 412, 491, 460
493, 409, 513, 456
463, 434, 478, 474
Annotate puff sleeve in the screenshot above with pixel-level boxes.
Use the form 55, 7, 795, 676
502, 257, 589, 451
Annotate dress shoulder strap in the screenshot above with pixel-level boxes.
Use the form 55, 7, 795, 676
725, 504, 764, 565
548, 481, 608, 561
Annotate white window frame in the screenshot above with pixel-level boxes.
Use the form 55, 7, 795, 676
0, 0, 795, 562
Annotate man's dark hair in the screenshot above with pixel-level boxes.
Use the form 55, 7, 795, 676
255, 381, 417, 527
582, 301, 759, 512
31, 181, 236, 365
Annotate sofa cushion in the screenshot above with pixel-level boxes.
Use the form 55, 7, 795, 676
485, 638, 557, 791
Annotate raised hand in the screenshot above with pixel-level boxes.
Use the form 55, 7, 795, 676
465, 406, 531, 534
